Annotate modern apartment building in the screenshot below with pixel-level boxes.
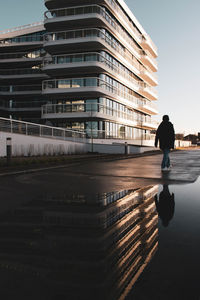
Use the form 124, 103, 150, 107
0, 0, 158, 143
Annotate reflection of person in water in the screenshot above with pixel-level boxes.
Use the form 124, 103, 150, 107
155, 185, 175, 227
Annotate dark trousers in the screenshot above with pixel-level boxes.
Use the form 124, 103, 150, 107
161, 148, 170, 168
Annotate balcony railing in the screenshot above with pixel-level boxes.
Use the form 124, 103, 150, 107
0, 50, 45, 60
0, 117, 86, 141
44, 4, 142, 56
0, 34, 44, 46
44, 28, 153, 76
42, 103, 137, 121
0, 99, 46, 110
0, 84, 42, 93
106, 0, 142, 40
44, 52, 155, 91
0, 22, 43, 36
142, 35, 158, 56
106, 0, 158, 54
42, 103, 157, 124
44, 28, 124, 54
42, 77, 157, 105
0, 68, 43, 76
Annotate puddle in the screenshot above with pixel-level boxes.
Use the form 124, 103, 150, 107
0, 179, 199, 300
126, 177, 200, 300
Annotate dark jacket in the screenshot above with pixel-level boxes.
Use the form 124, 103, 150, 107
155, 121, 175, 150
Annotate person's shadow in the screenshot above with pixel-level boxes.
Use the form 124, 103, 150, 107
155, 185, 175, 227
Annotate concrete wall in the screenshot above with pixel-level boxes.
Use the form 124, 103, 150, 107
175, 140, 191, 148
92, 143, 155, 154
0, 132, 88, 157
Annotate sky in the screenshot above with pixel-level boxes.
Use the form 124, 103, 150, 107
0, 0, 200, 134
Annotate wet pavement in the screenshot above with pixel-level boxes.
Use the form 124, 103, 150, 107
0, 150, 200, 299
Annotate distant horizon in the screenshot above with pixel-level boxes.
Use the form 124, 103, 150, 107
0, 0, 199, 135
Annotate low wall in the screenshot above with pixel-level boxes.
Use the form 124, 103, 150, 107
92, 143, 155, 154
0, 132, 87, 157
175, 140, 192, 147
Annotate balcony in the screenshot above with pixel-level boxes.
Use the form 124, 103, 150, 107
0, 84, 42, 96
138, 82, 158, 101
140, 50, 158, 72
43, 52, 155, 98
42, 102, 138, 126
0, 68, 48, 80
44, 5, 117, 31
139, 68, 158, 86
42, 77, 154, 112
140, 35, 158, 58
138, 100, 158, 115
0, 34, 44, 51
0, 50, 45, 66
43, 28, 127, 55
44, 5, 142, 58
104, 0, 142, 43
41, 103, 157, 133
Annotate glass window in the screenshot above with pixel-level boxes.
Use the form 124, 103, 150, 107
86, 99, 98, 112
85, 78, 97, 86
72, 79, 83, 88
72, 54, 83, 63
58, 80, 70, 88
84, 53, 97, 62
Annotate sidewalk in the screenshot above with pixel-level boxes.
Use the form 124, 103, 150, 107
0, 150, 200, 184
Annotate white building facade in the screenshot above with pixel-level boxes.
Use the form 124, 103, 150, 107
0, 0, 158, 145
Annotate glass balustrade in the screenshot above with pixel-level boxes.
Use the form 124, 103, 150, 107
0, 85, 42, 92
0, 34, 44, 45
45, 52, 140, 84
42, 103, 138, 122
44, 28, 157, 74
42, 101, 157, 121
44, 5, 141, 56
0, 50, 45, 60
0, 68, 43, 76
42, 76, 157, 105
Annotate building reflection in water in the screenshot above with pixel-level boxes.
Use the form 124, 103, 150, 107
0, 185, 158, 300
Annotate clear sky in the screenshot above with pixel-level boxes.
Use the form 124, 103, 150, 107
0, 0, 199, 134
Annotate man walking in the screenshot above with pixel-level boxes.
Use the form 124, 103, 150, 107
155, 115, 175, 171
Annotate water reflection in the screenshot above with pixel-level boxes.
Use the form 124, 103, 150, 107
0, 185, 158, 300
155, 185, 175, 227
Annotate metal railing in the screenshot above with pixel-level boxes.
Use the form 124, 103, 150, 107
0, 68, 44, 76
0, 117, 86, 141
0, 50, 45, 60
44, 28, 157, 73
42, 103, 139, 122
142, 35, 158, 55
45, 51, 157, 83
42, 77, 156, 107
0, 22, 43, 36
0, 100, 46, 110
106, 0, 158, 53
44, 4, 142, 56
41, 103, 157, 122
43, 52, 149, 90
44, 28, 125, 54
0, 84, 42, 93
0, 34, 44, 46
142, 49, 157, 67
